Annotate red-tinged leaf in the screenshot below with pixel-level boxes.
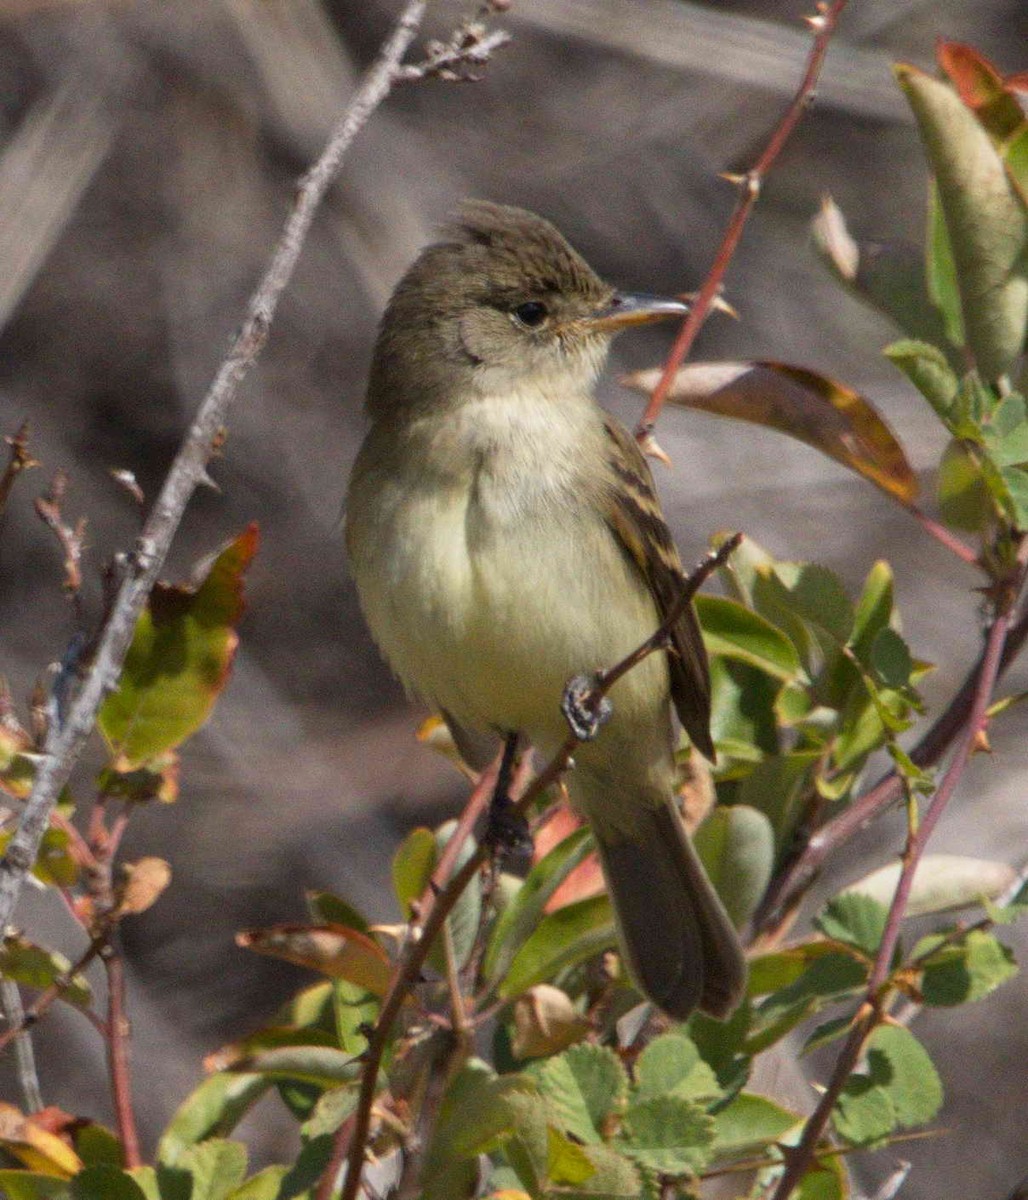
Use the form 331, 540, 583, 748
236, 923, 390, 996
533, 806, 603, 912
624, 361, 917, 504
0, 1103, 83, 1177
98, 525, 258, 769
936, 41, 1025, 144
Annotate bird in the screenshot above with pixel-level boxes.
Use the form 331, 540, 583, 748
344, 200, 746, 1020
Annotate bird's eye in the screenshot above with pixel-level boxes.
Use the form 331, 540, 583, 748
511, 301, 549, 328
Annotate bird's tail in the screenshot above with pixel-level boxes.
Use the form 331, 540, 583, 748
594, 800, 747, 1020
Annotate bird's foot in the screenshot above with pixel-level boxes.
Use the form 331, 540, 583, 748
561, 674, 613, 741
484, 790, 533, 856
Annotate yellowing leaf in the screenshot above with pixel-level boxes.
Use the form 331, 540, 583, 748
0, 1104, 83, 1178
624, 361, 917, 503
99, 525, 258, 769
113, 857, 172, 917
236, 923, 390, 996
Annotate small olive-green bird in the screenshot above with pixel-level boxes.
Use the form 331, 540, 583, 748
345, 202, 746, 1019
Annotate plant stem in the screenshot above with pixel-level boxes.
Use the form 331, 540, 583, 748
635, 0, 850, 439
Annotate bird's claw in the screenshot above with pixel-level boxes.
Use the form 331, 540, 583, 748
485, 791, 533, 856
561, 674, 612, 741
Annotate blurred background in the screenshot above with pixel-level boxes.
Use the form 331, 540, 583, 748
1, 0, 1026, 1194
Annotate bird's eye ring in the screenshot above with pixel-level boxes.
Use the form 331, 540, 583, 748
511, 300, 549, 328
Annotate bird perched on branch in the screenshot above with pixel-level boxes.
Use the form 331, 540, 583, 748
345, 201, 746, 1020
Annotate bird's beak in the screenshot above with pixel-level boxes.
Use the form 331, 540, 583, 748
580, 292, 690, 333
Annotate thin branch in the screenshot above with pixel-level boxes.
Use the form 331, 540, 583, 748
905, 502, 980, 568
768, 543, 1027, 1200
102, 939, 140, 1168
0, 978, 43, 1112
758, 597, 1028, 929
326, 538, 738, 1200
634, 0, 850, 440
34, 470, 86, 603
0, 0, 482, 935
0, 422, 38, 519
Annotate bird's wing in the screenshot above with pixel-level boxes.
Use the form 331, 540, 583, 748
600, 415, 714, 760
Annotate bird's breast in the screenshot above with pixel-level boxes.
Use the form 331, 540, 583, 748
345, 392, 665, 746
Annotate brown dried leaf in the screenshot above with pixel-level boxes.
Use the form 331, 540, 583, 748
624, 361, 918, 504
113, 856, 172, 917
237, 923, 391, 996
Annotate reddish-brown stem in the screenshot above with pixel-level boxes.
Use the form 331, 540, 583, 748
103, 941, 141, 1168
758, 597, 1028, 929
768, 546, 1026, 1200
635, 0, 850, 438
905, 503, 980, 567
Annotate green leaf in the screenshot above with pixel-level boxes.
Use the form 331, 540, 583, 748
550, 1140, 642, 1197
99, 526, 258, 769
709, 1093, 800, 1157
0, 1173, 72, 1199
483, 825, 594, 983
225, 1167, 289, 1200
815, 894, 889, 957
760, 563, 854, 646
920, 928, 1018, 1004
897, 65, 1028, 379
429, 820, 482, 973
692, 805, 774, 929
1000, 465, 1028, 529
634, 1033, 721, 1103
848, 560, 896, 666
756, 952, 867, 1026
801, 1012, 857, 1055
161, 1141, 248, 1200
696, 595, 803, 682
735, 751, 820, 850
984, 394, 1028, 465
870, 628, 914, 689
546, 1128, 596, 1185
834, 1024, 942, 1146
709, 659, 780, 763
211, 1045, 361, 1087
689, 1001, 753, 1096
71, 1167, 147, 1200
621, 1095, 714, 1174
500, 894, 614, 1000
305, 891, 369, 934
300, 1085, 358, 1140
157, 1075, 270, 1166
537, 1044, 628, 1144
391, 826, 437, 917
926, 181, 967, 349
0, 934, 91, 1008
73, 1125, 123, 1169
886, 338, 960, 422
422, 1060, 533, 1194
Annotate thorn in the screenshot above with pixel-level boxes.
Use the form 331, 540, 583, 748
709, 292, 740, 321
197, 469, 221, 492
803, 11, 828, 32
638, 430, 672, 467
718, 170, 747, 187
109, 468, 145, 506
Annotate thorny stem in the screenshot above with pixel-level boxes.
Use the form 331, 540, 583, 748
635, 0, 850, 440
768, 542, 1028, 1200
327, 539, 737, 1200
758, 596, 1028, 930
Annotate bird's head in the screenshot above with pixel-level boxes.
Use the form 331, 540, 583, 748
367, 201, 687, 417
